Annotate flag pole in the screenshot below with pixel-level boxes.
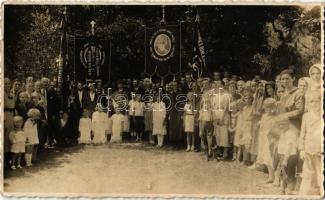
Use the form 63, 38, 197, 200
58, 6, 67, 94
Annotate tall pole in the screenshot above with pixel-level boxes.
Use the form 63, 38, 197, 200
58, 6, 67, 92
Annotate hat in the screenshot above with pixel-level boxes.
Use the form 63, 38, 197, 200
88, 83, 95, 88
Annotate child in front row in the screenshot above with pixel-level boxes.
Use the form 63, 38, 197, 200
9, 116, 26, 170
78, 109, 92, 144
152, 94, 167, 148
92, 104, 110, 144
110, 109, 125, 143
184, 92, 195, 151
299, 91, 323, 195
129, 94, 145, 141
276, 119, 298, 195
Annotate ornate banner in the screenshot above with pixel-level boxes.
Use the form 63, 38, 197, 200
74, 37, 111, 83
145, 24, 181, 77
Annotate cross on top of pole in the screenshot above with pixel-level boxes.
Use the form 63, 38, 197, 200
90, 20, 96, 36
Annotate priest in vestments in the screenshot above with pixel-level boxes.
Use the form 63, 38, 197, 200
168, 81, 185, 143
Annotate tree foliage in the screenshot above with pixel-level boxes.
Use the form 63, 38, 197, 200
4, 5, 322, 81
253, 6, 321, 78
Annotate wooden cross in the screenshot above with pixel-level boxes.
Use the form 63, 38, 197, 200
90, 20, 96, 36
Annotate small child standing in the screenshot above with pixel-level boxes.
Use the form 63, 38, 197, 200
152, 94, 167, 148
78, 109, 92, 144
110, 110, 125, 143
229, 100, 243, 161
24, 108, 40, 167
92, 104, 110, 144
9, 116, 26, 170
299, 91, 323, 195
129, 94, 144, 141
184, 92, 195, 151
277, 119, 298, 195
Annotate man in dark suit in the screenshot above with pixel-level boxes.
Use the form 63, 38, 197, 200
75, 82, 87, 111
41, 77, 61, 148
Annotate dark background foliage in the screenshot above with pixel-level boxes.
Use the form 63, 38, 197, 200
4, 5, 321, 82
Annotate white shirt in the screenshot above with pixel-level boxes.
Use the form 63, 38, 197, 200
129, 100, 144, 116
78, 90, 83, 106
90, 92, 95, 102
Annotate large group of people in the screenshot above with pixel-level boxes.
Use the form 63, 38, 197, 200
3, 63, 323, 195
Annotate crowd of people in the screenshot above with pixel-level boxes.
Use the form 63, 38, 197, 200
3, 63, 323, 195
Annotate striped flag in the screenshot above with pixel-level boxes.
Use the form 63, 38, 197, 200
190, 11, 206, 78
58, 6, 68, 92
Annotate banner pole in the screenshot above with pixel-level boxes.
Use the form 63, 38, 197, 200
179, 21, 182, 74
109, 40, 112, 83
144, 26, 147, 74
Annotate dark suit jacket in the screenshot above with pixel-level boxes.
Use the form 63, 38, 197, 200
15, 103, 29, 122
74, 90, 87, 110
46, 88, 60, 118
84, 91, 99, 117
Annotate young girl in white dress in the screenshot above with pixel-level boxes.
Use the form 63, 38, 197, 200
152, 94, 167, 148
229, 100, 242, 161
256, 98, 277, 183
78, 109, 92, 144
238, 93, 253, 165
92, 105, 110, 144
184, 92, 195, 151
9, 116, 26, 170
24, 108, 40, 167
110, 110, 125, 143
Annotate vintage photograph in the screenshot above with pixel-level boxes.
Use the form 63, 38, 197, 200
2, 3, 324, 197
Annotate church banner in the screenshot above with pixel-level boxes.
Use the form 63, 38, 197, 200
145, 24, 181, 77
74, 37, 111, 83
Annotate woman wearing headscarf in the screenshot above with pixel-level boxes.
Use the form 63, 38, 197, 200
304, 64, 322, 112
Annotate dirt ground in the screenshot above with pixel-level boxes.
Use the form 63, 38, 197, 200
3, 142, 282, 196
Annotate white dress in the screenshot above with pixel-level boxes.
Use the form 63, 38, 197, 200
152, 102, 166, 135
92, 111, 109, 144
184, 103, 194, 133
23, 119, 39, 145
256, 114, 275, 166
110, 113, 125, 142
78, 117, 92, 144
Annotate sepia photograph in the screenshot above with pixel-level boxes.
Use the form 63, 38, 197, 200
1, 3, 324, 198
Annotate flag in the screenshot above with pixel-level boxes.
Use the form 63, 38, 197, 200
190, 11, 206, 78
58, 7, 68, 91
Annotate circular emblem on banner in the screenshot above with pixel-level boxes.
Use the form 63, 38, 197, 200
80, 42, 106, 69
150, 29, 175, 61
